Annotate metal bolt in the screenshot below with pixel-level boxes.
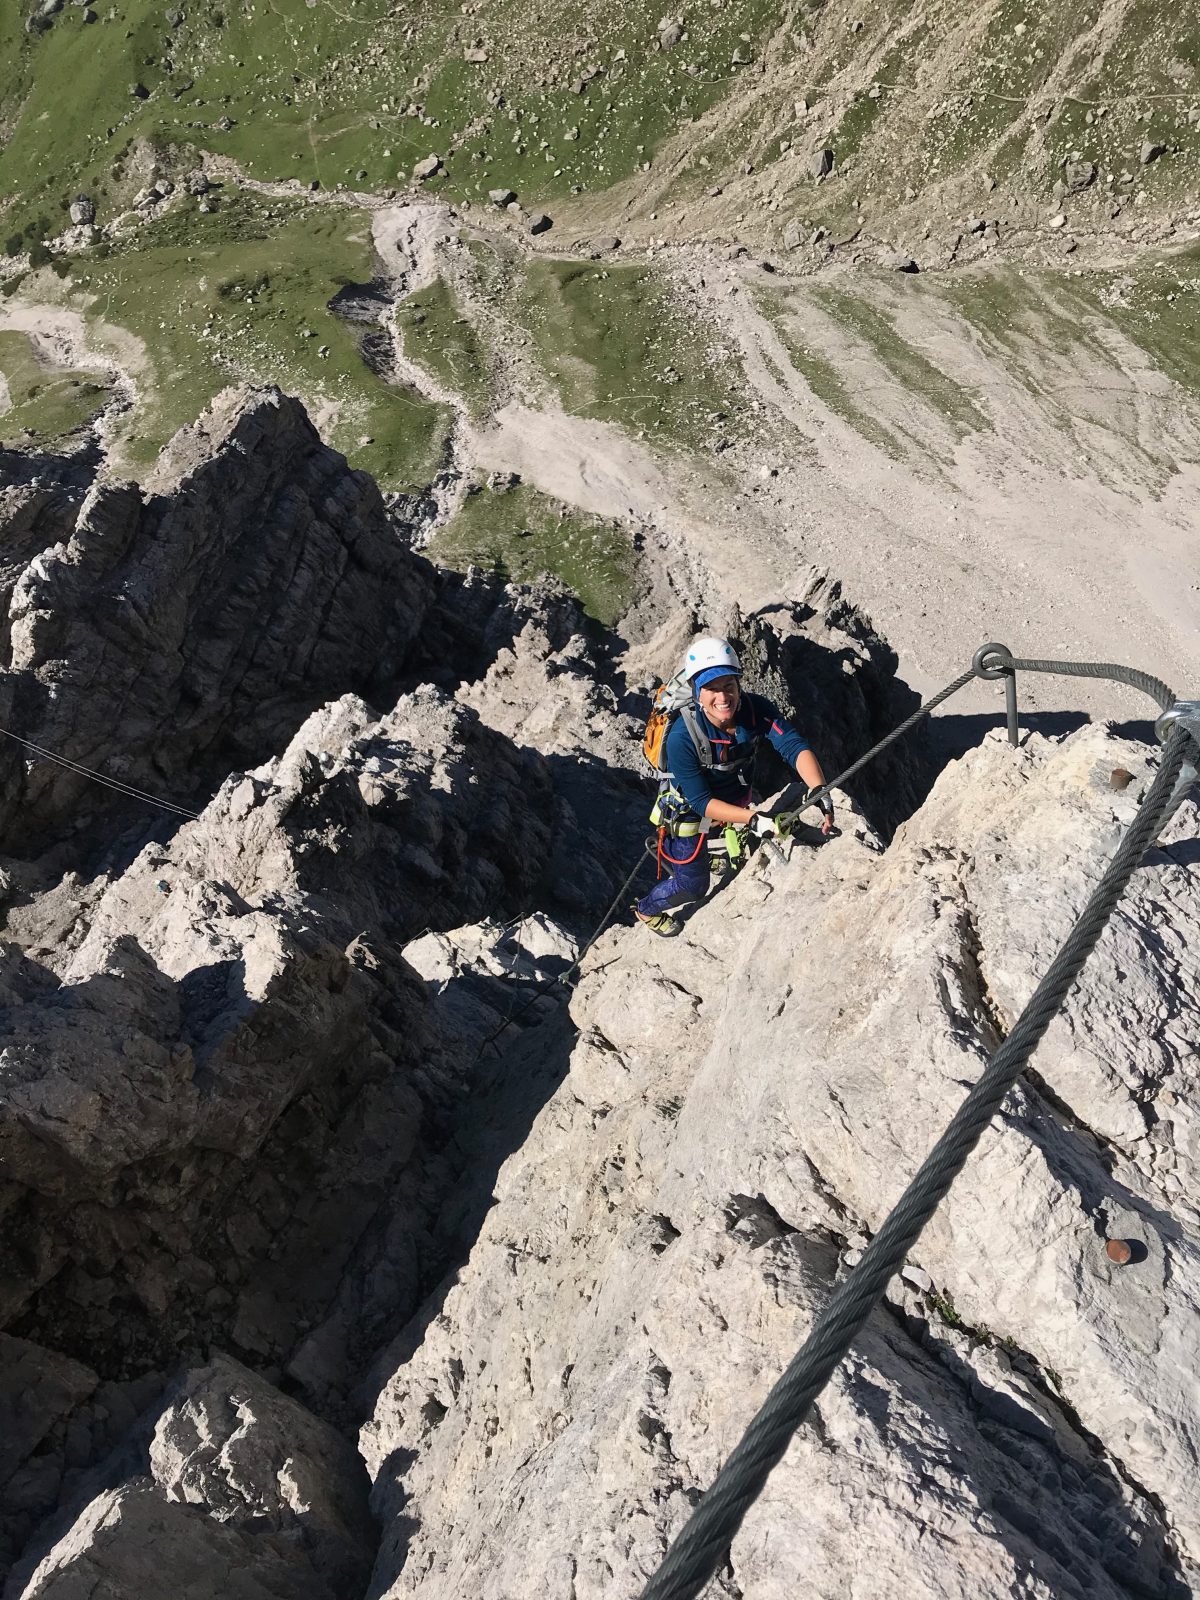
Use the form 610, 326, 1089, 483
1106, 1238, 1132, 1265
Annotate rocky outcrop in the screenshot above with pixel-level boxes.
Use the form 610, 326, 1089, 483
731, 572, 927, 833
8, 1353, 373, 1600
363, 724, 1200, 1598
0, 386, 436, 846
7, 381, 1149, 1600
0, 675, 601, 1387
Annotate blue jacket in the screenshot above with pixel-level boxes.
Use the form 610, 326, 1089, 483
663, 692, 810, 818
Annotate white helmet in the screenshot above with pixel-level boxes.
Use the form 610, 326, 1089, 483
683, 635, 741, 682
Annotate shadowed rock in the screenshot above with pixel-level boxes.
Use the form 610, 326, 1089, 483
0, 386, 436, 847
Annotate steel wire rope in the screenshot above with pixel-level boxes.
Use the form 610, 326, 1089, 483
0, 724, 201, 819
776, 666, 977, 822
474, 841, 655, 1057
639, 712, 1198, 1600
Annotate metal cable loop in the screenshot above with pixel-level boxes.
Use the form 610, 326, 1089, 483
639, 725, 1193, 1600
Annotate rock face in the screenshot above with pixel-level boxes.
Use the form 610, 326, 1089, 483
0, 389, 663, 1587
0, 385, 436, 846
0, 673, 598, 1388
363, 723, 1200, 1598
11, 1353, 373, 1600
712, 578, 929, 835
11, 380, 1190, 1600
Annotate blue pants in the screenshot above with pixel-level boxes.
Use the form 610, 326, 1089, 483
638, 833, 711, 916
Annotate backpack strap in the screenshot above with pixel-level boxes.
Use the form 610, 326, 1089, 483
666, 703, 761, 776
677, 703, 714, 770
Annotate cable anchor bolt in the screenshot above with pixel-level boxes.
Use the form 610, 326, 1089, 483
971, 642, 1019, 746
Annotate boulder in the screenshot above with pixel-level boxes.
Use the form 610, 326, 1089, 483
7, 1353, 374, 1597
1065, 160, 1096, 192
16, 1480, 330, 1599
1140, 140, 1166, 165
412, 154, 442, 180
67, 197, 94, 226
528, 212, 553, 234
808, 147, 834, 179
487, 187, 516, 206
881, 249, 918, 272
144, 1353, 374, 1593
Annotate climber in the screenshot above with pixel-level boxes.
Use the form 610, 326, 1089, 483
635, 636, 833, 936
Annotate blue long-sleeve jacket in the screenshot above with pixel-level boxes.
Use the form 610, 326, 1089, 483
662, 692, 810, 818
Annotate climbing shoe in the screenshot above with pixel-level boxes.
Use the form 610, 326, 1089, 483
633, 905, 681, 937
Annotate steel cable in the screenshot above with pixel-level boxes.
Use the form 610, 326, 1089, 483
1001, 652, 1175, 712
639, 715, 1197, 1600
798, 667, 977, 813
0, 724, 201, 819
474, 841, 655, 1056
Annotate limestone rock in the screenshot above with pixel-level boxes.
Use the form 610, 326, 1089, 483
363, 723, 1200, 1597
1065, 160, 1096, 192
808, 147, 834, 179
0, 1338, 99, 1574
8, 1353, 374, 1597
487, 187, 516, 205
528, 212, 553, 235
16, 1479, 331, 1599
66, 197, 94, 226
0, 675, 583, 1382
0, 385, 436, 846
412, 154, 442, 180
145, 1353, 374, 1592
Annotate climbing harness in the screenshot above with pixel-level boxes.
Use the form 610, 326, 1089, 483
637, 645, 1200, 1600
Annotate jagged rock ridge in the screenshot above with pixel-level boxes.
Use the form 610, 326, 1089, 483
6, 382, 1187, 1600
0, 386, 436, 850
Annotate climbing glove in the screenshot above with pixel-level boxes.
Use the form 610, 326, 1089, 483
749, 812, 777, 838
805, 787, 835, 827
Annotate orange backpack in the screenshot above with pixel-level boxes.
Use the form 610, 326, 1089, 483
642, 673, 709, 773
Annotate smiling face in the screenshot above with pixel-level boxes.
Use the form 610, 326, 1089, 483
697, 673, 741, 728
